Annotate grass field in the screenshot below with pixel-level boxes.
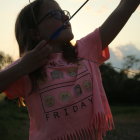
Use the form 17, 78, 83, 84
0, 94, 140, 140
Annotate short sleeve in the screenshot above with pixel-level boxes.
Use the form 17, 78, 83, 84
3, 59, 32, 99
76, 27, 110, 64
4, 75, 31, 99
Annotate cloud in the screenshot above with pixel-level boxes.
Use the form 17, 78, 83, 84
117, 44, 140, 58
106, 44, 140, 70
95, 5, 108, 15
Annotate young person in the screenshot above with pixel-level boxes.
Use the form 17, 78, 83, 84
0, 0, 139, 139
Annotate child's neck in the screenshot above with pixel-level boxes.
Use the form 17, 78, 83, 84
50, 42, 66, 53
52, 45, 63, 53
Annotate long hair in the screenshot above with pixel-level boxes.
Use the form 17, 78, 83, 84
15, 0, 79, 105
15, 0, 41, 56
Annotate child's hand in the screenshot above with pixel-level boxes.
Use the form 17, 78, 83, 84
19, 40, 53, 75
100, 0, 139, 49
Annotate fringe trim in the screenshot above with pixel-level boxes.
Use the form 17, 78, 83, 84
91, 112, 115, 139
50, 113, 114, 140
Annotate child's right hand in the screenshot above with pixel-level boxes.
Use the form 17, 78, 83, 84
19, 40, 53, 75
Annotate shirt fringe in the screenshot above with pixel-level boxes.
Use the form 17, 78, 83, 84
91, 112, 115, 137
50, 113, 114, 140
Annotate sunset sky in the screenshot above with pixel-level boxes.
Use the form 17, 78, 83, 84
0, 0, 140, 62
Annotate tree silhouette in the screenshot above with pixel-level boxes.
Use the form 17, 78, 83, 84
0, 51, 13, 70
100, 56, 140, 105
122, 55, 140, 70
0, 51, 13, 96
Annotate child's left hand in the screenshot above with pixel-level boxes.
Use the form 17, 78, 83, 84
99, 0, 139, 50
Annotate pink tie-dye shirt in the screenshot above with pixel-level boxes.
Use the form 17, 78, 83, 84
5, 28, 114, 140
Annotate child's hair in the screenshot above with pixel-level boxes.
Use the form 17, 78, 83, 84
15, 0, 79, 93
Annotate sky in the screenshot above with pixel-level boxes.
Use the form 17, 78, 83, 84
0, 0, 140, 67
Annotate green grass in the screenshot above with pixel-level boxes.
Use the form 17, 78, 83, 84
104, 106, 140, 140
0, 94, 140, 140
0, 95, 29, 140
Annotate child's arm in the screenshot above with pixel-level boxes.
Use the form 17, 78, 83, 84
100, 0, 140, 49
0, 40, 52, 93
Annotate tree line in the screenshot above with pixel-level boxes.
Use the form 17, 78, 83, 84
100, 55, 140, 105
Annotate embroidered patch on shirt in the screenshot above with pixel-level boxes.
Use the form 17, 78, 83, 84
51, 70, 64, 80
67, 67, 77, 77
44, 96, 55, 107
73, 84, 82, 97
59, 92, 71, 102
82, 80, 92, 91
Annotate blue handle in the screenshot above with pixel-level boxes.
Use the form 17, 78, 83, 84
48, 25, 65, 42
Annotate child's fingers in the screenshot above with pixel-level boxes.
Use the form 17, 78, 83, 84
34, 40, 53, 55
34, 40, 47, 51
40, 44, 53, 58
29, 40, 54, 64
